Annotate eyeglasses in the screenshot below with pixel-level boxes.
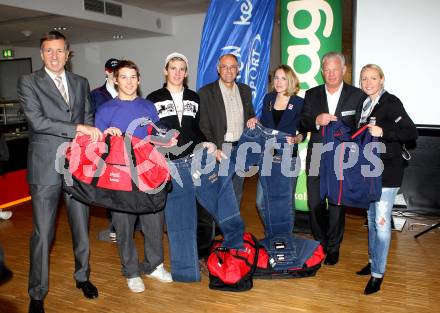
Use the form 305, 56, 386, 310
219, 64, 238, 71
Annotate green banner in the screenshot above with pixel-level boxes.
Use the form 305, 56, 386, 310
294, 136, 309, 211
280, 0, 343, 212
281, 0, 343, 93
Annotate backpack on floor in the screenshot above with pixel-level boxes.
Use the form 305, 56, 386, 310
254, 235, 325, 279
207, 232, 259, 292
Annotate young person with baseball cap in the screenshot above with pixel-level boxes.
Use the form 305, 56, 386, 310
90, 58, 119, 113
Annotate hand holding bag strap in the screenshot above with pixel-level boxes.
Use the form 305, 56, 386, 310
91, 134, 112, 186
123, 133, 142, 193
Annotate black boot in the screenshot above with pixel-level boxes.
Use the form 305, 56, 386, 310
0, 264, 13, 285
364, 276, 383, 295
29, 299, 45, 313
356, 263, 371, 275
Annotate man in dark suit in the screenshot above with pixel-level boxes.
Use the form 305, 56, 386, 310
18, 31, 102, 313
198, 54, 256, 207
300, 51, 365, 265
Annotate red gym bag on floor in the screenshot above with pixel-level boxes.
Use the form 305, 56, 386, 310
207, 232, 260, 292
62, 134, 170, 214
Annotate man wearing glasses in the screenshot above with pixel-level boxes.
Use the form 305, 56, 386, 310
199, 54, 255, 208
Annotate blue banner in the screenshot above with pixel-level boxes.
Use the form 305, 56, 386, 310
196, 0, 276, 116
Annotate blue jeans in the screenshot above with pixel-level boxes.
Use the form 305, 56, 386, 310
217, 144, 244, 208
256, 174, 298, 237
236, 125, 300, 236
165, 149, 245, 282
367, 187, 398, 278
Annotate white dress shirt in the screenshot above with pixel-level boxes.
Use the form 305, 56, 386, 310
325, 82, 343, 115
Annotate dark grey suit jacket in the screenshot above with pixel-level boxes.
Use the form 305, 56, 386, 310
18, 68, 93, 185
198, 80, 255, 148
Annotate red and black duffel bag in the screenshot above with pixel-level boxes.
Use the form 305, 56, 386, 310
207, 232, 260, 292
62, 134, 170, 214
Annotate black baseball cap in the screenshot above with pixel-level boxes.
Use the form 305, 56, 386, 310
105, 58, 120, 72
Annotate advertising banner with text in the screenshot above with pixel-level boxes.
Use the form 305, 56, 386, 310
196, 0, 276, 115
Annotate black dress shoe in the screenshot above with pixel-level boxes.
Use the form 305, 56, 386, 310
76, 280, 98, 299
356, 263, 371, 275
0, 265, 13, 285
364, 276, 383, 295
324, 251, 339, 265
29, 299, 45, 313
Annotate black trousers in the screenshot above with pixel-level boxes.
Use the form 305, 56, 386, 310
306, 173, 345, 254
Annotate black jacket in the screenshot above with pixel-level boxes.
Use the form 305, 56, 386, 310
90, 83, 113, 113
147, 87, 205, 160
357, 91, 418, 187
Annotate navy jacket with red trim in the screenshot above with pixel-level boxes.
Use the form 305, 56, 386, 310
319, 121, 382, 209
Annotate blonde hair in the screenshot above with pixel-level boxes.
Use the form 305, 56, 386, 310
272, 64, 300, 96
360, 64, 385, 88
164, 57, 188, 86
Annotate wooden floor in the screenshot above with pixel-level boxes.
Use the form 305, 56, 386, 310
1, 176, 439, 313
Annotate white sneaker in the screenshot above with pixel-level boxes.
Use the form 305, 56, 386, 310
109, 231, 116, 242
0, 211, 12, 220
146, 263, 173, 283
127, 277, 145, 293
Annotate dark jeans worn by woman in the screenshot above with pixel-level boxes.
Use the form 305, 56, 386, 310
236, 124, 300, 236
230, 125, 319, 269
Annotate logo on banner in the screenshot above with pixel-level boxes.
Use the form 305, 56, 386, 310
233, 0, 253, 26
285, 0, 335, 94
196, 0, 276, 115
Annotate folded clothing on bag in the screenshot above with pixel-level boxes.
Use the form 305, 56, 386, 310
254, 234, 324, 279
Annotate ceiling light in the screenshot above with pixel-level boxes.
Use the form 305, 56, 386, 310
53, 27, 68, 31
20, 30, 32, 37
112, 35, 124, 39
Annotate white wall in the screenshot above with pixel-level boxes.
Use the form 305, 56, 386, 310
70, 13, 205, 94
354, 0, 440, 126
